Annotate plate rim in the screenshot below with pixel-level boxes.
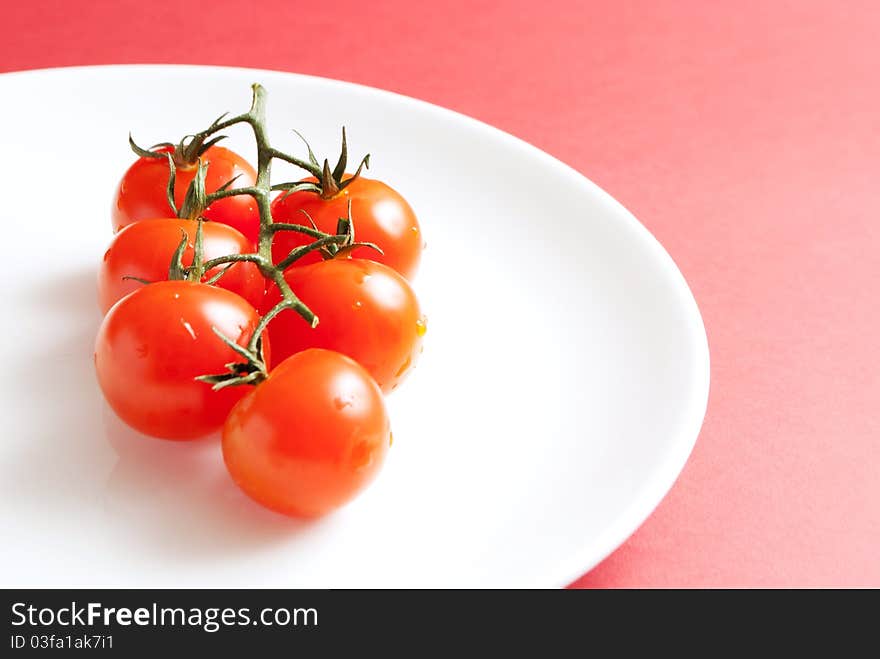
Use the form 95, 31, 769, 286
0, 64, 711, 587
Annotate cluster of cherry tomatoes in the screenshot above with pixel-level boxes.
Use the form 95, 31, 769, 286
94, 85, 425, 518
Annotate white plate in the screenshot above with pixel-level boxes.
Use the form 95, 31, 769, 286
0, 65, 709, 588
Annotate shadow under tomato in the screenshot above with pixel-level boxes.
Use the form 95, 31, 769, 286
101, 404, 313, 558
3, 267, 108, 510
8, 265, 309, 570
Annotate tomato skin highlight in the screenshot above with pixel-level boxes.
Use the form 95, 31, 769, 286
223, 349, 390, 518
271, 176, 423, 280
94, 281, 269, 440
264, 258, 424, 394
98, 218, 265, 314
112, 145, 260, 243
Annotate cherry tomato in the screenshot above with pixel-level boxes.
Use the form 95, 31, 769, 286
271, 176, 423, 280
95, 281, 270, 440
223, 348, 390, 518
112, 145, 260, 243
98, 218, 265, 314
264, 258, 425, 394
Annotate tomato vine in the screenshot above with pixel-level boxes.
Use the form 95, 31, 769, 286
129, 83, 377, 389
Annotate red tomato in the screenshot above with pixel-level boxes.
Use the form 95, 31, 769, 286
94, 281, 270, 440
112, 145, 260, 243
223, 349, 390, 518
271, 176, 423, 280
98, 218, 265, 314
264, 258, 425, 394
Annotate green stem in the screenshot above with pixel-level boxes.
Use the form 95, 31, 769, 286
201, 252, 268, 272
268, 222, 334, 240
205, 186, 261, 203
246, 270, 318, 355
276, 234, 348, 271
246, 84, 276, 267
268, 147, 323, 179
172, 83, 369, 388
193, 84, 319, 323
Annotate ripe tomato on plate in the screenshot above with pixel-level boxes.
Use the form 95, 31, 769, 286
263, 257, 425, 393
112, 145, 260, 243
271, 176, 423, 280
223, 348, 391, 518
94, 281, 269, 440
98, 218, 265, 314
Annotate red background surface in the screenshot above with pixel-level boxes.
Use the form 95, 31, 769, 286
4, 1, 878, 587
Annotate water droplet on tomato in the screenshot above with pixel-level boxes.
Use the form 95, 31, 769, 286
395, 355, 412, 378
389, 432, 394, 447
352, 300, 363, 310
415, 316, 427, 337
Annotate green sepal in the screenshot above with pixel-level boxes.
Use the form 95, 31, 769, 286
168, 230, 189, 281
165, 153, 179, 216
291, 129, 320, 168
128, 134, 166, 160
202, 263, 235, 285
120, 275, 153, 285
331, 126, 348, 183
195, 330, 268, 390
178, 159, 209, 221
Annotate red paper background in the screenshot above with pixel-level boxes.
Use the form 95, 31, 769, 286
4, 0, 878, 587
